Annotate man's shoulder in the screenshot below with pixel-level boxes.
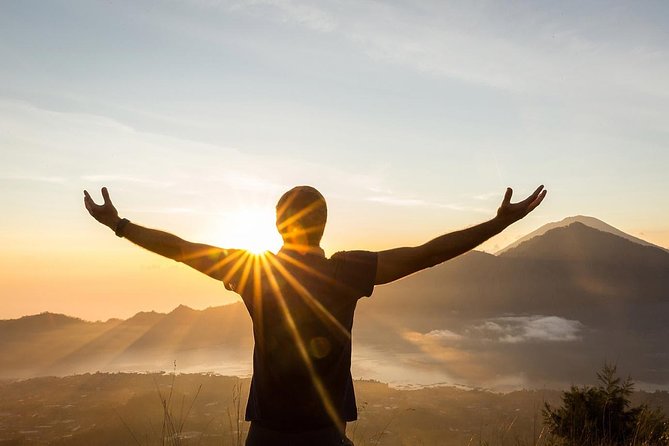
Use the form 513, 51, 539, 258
329, 250, 378, 298
330, 250, 378, 263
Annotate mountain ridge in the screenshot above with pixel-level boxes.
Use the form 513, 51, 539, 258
497, 215, 668, 254
501, 222, 669, 266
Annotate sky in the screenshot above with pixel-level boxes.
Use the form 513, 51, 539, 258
1, 0, 668, 320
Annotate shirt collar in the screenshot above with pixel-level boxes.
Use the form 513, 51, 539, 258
279, 244, 326, 258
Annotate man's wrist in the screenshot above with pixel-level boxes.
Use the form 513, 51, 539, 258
114, 218, 130, 237
107, 217, 122, 230
492, 215, 513, 231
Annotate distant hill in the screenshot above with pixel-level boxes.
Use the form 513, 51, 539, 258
2, 217, 668, 390
0, 304, 253, 379
497, 215, 668, 254
0, 312, 89, 336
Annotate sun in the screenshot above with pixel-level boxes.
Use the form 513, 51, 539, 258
216, 205, 283, 254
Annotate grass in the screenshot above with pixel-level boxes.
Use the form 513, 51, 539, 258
118, 363, 247, 446
226, 381, 244, 446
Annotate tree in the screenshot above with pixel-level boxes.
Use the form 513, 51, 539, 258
543, 363, 669, 445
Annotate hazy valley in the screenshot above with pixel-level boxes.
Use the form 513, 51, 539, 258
2, 216, 668, 391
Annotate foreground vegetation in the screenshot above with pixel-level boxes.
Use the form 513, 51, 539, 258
0, 370, 667, 446
544, 364, 669, 445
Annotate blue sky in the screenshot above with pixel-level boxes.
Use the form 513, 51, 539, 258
1, 0, 668, 318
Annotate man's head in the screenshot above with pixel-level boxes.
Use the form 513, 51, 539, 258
276, 186, 327, 247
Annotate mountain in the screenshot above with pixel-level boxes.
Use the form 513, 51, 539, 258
502, 222, 669, 267
0, 312, 88, 337
0, 313, 122, 377
497, 215, 668, 254
357, 222, 669, 387
360, 223, 669, 331
0, 304, 253, 379
2, 219, 668, 389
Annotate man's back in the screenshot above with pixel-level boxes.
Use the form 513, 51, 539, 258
222, 247, 378, 430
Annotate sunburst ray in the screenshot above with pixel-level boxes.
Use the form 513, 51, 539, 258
266, 254, 350, 341
258, 255, 344, 430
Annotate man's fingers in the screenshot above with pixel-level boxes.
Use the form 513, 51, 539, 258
502, 187, 513, 206
83, 190, 95, 211
520, 185, 544, 205
101, 187, 111, 205
527, 189, 547, 212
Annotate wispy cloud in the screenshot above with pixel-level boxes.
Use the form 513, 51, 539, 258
473, 191, 501, 201
411, 315, 584, 346
205, 171, 287, 193
425, 329, 463, 341
1, 99, 399, 224
191, 1, 669, 98
367, 194, 488, 213
354, 3, 668, 97
472, 315, 583, 343
231, 0, 337, 32
124, 207, 198, 215
0, 175, 67, 184
178, 0, 337, 32
81, 175, 173, 188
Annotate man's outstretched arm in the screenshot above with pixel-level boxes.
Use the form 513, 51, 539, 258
374, 185, 547, 285
83, 187, 230, 280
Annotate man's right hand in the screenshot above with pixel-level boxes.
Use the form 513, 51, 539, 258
495, 185, 547, 227
84, 187, 120, 230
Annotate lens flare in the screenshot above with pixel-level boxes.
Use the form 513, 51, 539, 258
214, 206, 283, 254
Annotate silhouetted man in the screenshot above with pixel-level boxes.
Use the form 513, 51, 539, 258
84, 184, 546, 445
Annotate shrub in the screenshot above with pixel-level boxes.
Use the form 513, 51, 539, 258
543, 363, 669, 445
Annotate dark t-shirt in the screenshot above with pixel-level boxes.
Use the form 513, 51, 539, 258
219, 247, 377, 430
